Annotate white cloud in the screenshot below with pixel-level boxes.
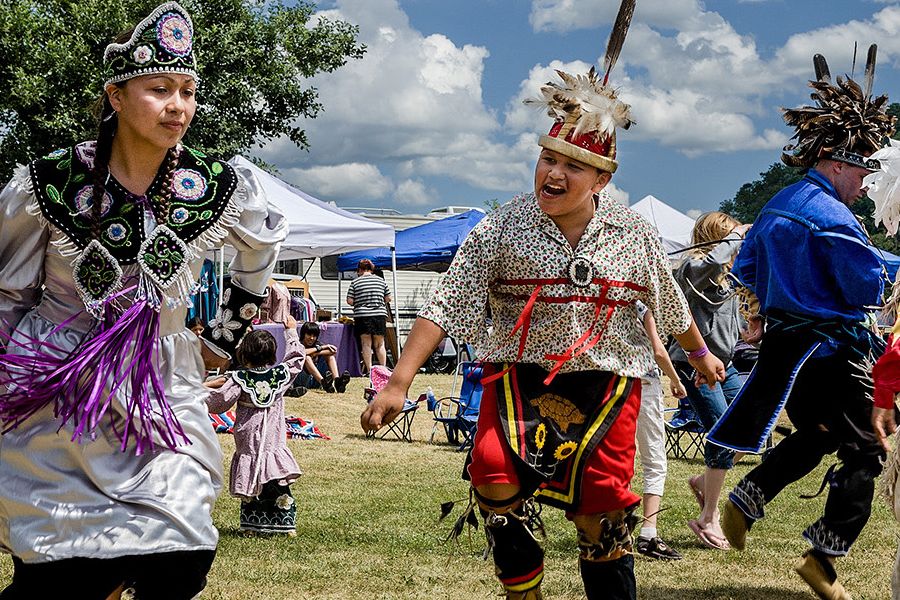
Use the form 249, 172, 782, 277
530, 0, 706, 32
258, 0, 519, 202
280, 163, 392, 202
393, 179, 434, 206
775, 7, 900, 78
605, 182, 630, 206
686, 208, 703, 219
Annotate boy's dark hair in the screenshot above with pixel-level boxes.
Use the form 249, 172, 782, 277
187, 316, 204, 329
299, 321, 320, 341
237, 330, 277, 368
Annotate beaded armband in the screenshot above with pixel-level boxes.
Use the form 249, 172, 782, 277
737, 287, 761, 323
202, 284, 267, 359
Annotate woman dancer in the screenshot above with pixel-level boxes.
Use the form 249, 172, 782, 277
668, 212, 748, 550
0, 3, 285, 597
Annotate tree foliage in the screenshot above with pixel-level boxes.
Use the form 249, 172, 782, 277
719, 162, 803, 225
0, 0, 365, 180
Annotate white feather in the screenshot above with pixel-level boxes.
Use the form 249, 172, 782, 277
866, 139, 900, 235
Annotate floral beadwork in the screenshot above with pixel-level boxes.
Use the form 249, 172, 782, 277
172, 168, 207, 200
170, 206, 190, 224
74, 142, 96, 168
156, 12, 192, 57
106, 222, 127, 242
239, 303, 258, 320
74, 185, 112, 218
275, 494, 295, 510
233, 365, 292, 408
210, 309, 242, 343
132, 45, 153, 64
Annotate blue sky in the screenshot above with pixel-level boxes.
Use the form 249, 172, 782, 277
256, 0, 900, 217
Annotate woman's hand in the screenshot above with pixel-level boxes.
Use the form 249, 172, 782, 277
669, 377, 687, 399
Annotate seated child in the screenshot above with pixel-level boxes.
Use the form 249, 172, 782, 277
206, 315, 304, 535
299, 321, 351, 393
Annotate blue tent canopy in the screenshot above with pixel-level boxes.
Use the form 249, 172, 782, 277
337, 210, 486, 272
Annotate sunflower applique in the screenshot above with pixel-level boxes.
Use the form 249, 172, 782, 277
553, 441, 578, 461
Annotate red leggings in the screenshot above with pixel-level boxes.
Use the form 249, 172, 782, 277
467, 375, 641, 516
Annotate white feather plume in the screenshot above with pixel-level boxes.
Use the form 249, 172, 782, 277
865, 139, 900, 235
525, 67, 633, 141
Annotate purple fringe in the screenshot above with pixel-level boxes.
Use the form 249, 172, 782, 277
0, 295, 189, 454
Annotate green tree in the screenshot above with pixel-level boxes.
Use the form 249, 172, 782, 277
0, 0, 365, 180
719, 162, 803, 224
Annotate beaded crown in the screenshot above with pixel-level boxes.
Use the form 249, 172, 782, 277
103, 2, 198, 87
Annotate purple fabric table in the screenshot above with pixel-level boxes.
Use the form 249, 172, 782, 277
255, 322, 361, 377
317, 322, 362, 377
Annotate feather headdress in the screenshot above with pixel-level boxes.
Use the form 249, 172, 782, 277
782, 45, 895, 170
525, 0, 636, 173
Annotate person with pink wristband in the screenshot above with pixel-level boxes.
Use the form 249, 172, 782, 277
667, 211, 749, 551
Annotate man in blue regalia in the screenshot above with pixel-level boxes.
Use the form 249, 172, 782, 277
707, 46, 898, 600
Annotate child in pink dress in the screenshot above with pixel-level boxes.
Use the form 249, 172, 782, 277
207, 316, 304, 535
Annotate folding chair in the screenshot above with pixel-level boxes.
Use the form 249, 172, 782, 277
430, 362, 483, 451
664, 397, 706, 460
364, 365, 419, 442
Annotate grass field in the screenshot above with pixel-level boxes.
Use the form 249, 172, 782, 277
1, 373, 898, 599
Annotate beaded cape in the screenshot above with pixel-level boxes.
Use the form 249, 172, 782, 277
29, 142, 236, 264
27, 142, 240, 314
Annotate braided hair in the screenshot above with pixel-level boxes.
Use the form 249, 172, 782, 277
90, 94, 117, 239
89, 27, 182, 238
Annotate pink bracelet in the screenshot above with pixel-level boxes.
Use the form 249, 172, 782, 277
687, 345, 709, 360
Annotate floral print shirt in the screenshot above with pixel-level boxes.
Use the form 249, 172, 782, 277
419, 193, 692, 378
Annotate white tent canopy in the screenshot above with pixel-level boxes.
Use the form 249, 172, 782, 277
630, 194, 695, 255
228, 155, 395, 260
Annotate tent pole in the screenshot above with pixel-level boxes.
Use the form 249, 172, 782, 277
390, 247, 401, 353
337, 268, 342, 320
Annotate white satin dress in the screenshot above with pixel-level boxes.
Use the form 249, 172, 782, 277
0, 161, 286, 563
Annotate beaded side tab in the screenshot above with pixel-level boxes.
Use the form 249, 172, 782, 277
72, 239, 124, 317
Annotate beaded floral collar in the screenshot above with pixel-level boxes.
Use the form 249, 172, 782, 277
233, 365, 292, 409
29, 142, 238, 314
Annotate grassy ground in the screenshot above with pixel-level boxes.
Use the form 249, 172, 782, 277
1, 373, 897, 599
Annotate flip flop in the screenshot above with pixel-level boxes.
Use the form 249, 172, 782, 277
688, 519, 730, 551
688, 475, 705, 512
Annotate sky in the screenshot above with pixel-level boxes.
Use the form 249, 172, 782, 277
254, 0, 900, 218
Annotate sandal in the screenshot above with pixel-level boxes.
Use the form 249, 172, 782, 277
688, 519, 730, 551
688, 475, 705, 511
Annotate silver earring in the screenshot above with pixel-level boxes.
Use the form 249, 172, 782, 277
102, 110, 118, 123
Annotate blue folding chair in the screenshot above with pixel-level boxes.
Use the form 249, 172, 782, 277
430, 362, 483, 451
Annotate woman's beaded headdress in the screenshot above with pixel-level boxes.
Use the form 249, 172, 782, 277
103, 1, 198, 87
